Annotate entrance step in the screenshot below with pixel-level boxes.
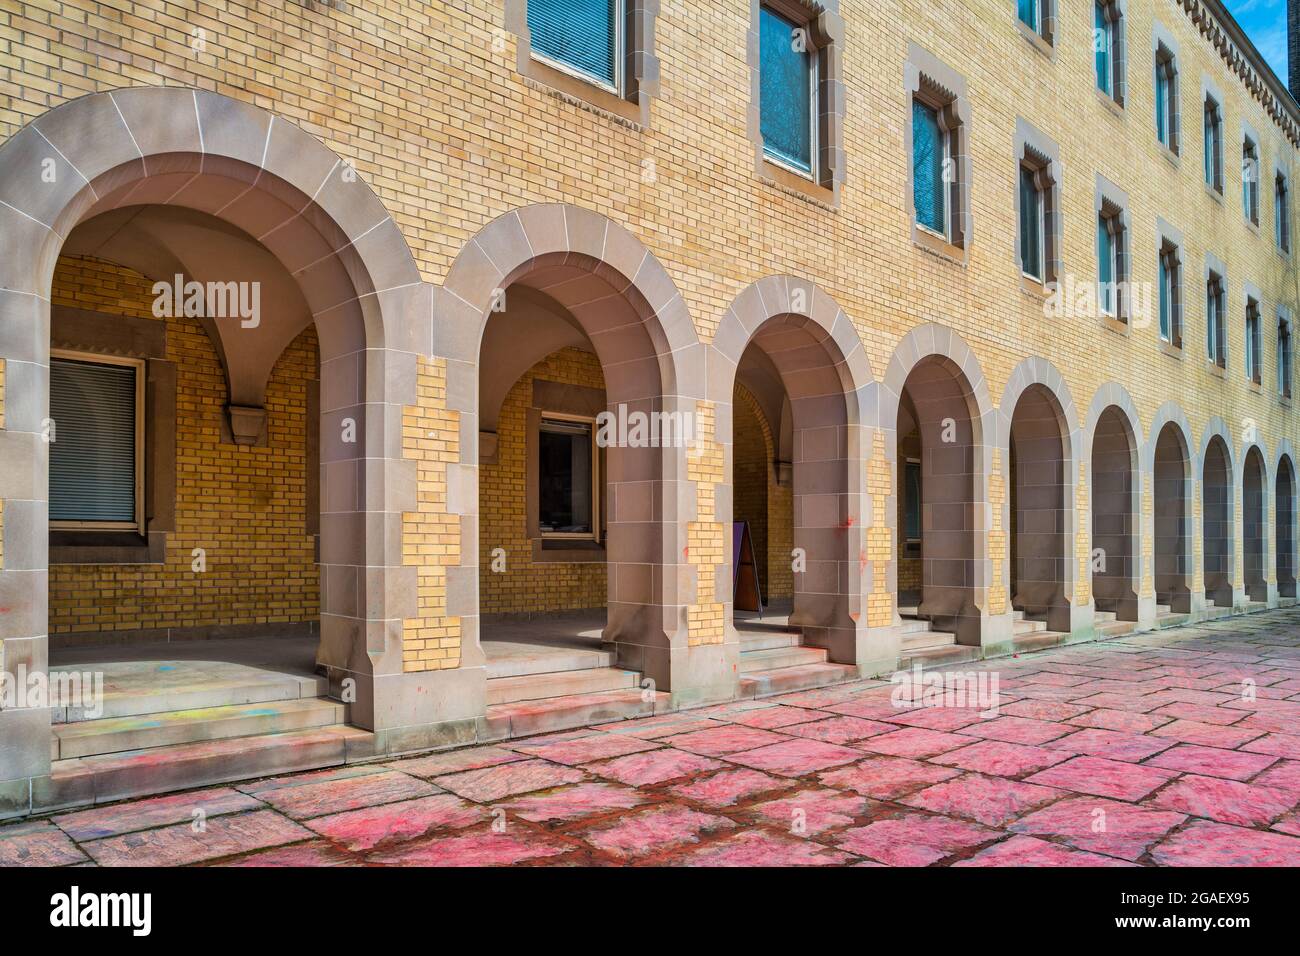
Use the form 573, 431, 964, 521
52, 697, 347, 760
738, 645, 828, 673
483, 641, 614, 679
737, 630, 804, 651
1096, 617, 1136, 637
486, 667, 640, 706
738, 662, 859, 698
898, 644, 981, 669
1013, 617, 1048, 635
901, 628, 958, 653
899, 618, 933, 634
485, 689, 667, 739
53, 660, 328, 723
1156, 611, 1190, 628
45, 725, 373, 809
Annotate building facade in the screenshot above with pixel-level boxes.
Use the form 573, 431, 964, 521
0, 0, 1297, 814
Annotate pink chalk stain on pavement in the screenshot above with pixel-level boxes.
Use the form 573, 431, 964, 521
5, 607, 1300, 866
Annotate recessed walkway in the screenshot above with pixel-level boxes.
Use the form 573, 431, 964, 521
8, 607, 1300, 866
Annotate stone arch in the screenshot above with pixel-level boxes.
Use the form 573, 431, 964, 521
996, 358, 1081, 633
1276, 442, 1297, 599
878, 324, 994, 645
1240, 437, 1270, 604
711, 276, 871, 667
1199, 417, 1237, 608
437, 203, 711, 699
0, 87, 429, 786
1145, 402, 1195, 614
1084, 383, 1143, 622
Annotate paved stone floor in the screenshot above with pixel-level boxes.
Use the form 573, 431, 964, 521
6, 609, 1300, 866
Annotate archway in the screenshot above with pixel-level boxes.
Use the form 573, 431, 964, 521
441, 203, 713, 706
713, 276, 869, 686
1242, 446, 1268, 603
0, 88, 426, 790
1202, 434, 1234, 607
1153, 421, 1193, 613
1090, 406, 1139, 621
1278, 454, 1297, 599
895, 353, 985, 645
1007, 384, 1070, 631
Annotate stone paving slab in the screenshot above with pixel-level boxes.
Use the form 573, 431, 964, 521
7, 607, 1300, 866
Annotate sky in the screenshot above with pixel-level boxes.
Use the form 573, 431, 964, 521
1223, 0, 1288, 85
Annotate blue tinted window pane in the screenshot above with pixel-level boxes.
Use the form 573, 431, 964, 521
912, 100, 945, 233
1156, 73, 1168, 143
760, 6, 813, 172
1018, 0, 1038, 31
1159, 256, 1171, 340
528, 0, 617, 87
1019, 167, 1042, 278
1095, 6, 1110, 94
1098, 217, 1114, 311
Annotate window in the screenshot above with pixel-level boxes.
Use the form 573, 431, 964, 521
1095, 2, 1124, 104
1158, 238, 1182, 347
912, 100, 948, 236
903, 459, 922, 554
1018, 0, 1053, 44
1154, 45, 1178, 153
1096, 200, 1128, 320
1243, 136, 1260, 225
1204, 95, 1223, 192
538, 416, 598, 539
526, 0, 621, 91
1245, 297, 1262, 384
49, 352, 144, 531
1280, 310, 1294, 399
759, 4, 818, 175
1206, 272, 1226, 368
1019, 164, 1047, 281
1279, 171, 1292, 252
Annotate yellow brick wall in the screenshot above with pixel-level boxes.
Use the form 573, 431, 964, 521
686, 401, 726, 644
2, 0, 1298, 653
401, 356, 462, 671
478, 347, 606, 615
47, 256, 320, 635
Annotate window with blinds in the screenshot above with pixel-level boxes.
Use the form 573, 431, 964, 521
527, 0, 620, 89
912, 100, 946, 236
50, 354, 143, 528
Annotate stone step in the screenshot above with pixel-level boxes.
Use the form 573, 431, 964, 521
483, 689, 667, 740
486, 667, 640, 705
899, 618, 932, 634
52, 697, 347, 760
736, 629, 804, 651
44, 725, 374, 811
1156, 612, 1191, 629
1156, 604, 1172, 615
901, 629, 957, 652
55, 667, 328, 723
898, 644, 982, 670
1096, 619, 1136, 637
483, 641, 614, 679
1008, 630, 1067, 653
738, 645, 828, 673
1093, 610, 1117, 623
1013, 618, 1047, 635
1012, 609, 1026, 621
738, 662, 859, 699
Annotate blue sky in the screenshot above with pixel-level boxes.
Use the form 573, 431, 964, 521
1223, 0, 1287, 84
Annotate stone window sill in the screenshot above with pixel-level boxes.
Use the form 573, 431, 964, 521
51, 531, 166, 565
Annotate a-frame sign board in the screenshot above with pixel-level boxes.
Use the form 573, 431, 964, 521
733, 521, 764, 612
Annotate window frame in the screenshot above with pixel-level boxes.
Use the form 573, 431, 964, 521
748, 0, 844, 204
526, 0, 625, 96
1016, 0, 1055, 47
1019, 162, 1047, 282
1242, 133, 1260, 227
1153, 43, 1179, 154
1277, 168, 1292, 254
536, 411, 601, 543
1203, 90, 1224, 194
1280, 307, 1294, 400
1245, 295, 1262, 385
48, 348, 146, 535
905, 45, 970, 260
1206, 269, 1227, 370
1157, 232, 1183, 349
1092, 0, 1123, 105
